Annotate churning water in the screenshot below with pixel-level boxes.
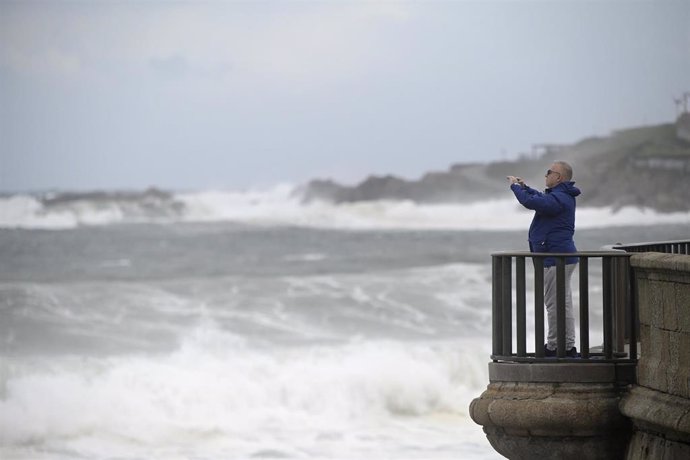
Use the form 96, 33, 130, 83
1, 187, 688, 459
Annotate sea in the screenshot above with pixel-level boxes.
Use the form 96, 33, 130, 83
1, 185, 689, 460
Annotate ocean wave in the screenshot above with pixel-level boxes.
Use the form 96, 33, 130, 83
0, 188, 184, 230
1, 185, 689, 230
0, 328, 490, 459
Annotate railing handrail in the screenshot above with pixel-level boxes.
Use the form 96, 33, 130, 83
492, 250, 632, 257
612, 239, 690, 254
491, 251, 636, 365
612, 238, 690, 248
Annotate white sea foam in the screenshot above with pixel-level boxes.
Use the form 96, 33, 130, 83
0, 195, 79, 230
0, 325, 496, 459
0, 262, 498, 458
1, 185, 689, 230
283, 252, 328, 262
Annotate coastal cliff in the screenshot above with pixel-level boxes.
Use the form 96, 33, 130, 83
302, 118, 690, 212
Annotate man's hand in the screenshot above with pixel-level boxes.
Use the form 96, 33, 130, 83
507, 176, 525, 187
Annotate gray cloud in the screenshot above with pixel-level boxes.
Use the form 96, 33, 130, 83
1, 1, 688, 192
149, 55, 190, 80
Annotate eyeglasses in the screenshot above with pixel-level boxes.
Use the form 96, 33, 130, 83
545, 169, 561, 177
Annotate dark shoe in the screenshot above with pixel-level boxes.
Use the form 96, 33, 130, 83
543, 344, 579, 357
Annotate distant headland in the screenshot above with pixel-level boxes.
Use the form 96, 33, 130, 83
301, 115, 690, 213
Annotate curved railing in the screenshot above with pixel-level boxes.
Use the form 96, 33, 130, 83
491, 251, 636, 363
612, 239, 690, 255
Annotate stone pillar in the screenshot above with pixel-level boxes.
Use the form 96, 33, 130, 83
619, 253, 690, 459
470, 362, 634, 460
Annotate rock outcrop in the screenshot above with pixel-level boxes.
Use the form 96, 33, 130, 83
302, 120, 690, 212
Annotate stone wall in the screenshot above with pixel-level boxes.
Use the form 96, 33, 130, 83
620, 253, 690, 459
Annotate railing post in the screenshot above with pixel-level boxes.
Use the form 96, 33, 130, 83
516, 256, 526, 357
534, 257, 545, 358
627, 257, 638, 360
614, 257, 628, 355
502, 256, 512, 357
579, 257, 590, 359
492, 256, 503, 357
602, 256, 614, 360
556, 257, 567, 358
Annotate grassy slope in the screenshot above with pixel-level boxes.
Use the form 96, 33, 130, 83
485, 123, 690, 212
304, 121, 690, 212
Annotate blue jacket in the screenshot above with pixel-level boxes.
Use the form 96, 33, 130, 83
510, 181, 581, 266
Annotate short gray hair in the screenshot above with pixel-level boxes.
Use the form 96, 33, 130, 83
554, 161, 573, 181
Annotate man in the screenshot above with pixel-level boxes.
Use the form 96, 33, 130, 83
507, 161, 581, 357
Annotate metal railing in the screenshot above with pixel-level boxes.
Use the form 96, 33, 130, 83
612, 239, 690, 255
491, 251, 636, 363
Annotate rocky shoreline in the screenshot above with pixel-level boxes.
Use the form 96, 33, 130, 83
301, 120, 690, 213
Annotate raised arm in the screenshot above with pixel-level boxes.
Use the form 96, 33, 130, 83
510, 183, 563, 215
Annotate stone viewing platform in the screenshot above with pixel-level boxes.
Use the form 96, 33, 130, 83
470, 241, 690, 460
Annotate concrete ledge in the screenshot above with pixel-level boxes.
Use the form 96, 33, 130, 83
619, 385, 690, 444
489, 362, 637, 384
631, 253, 690, 273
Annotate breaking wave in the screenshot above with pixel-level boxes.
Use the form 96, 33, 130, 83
1, 185, 689, 230
0, 325, 492, 459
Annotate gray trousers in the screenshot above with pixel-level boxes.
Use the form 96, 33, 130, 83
544, 263, 577, 351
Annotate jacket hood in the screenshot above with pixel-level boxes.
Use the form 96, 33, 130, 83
551, 181, 581, 197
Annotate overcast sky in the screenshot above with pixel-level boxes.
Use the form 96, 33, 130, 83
1, 0, 688, 192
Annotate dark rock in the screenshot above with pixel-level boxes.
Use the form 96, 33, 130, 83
301, 121, 690, 212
